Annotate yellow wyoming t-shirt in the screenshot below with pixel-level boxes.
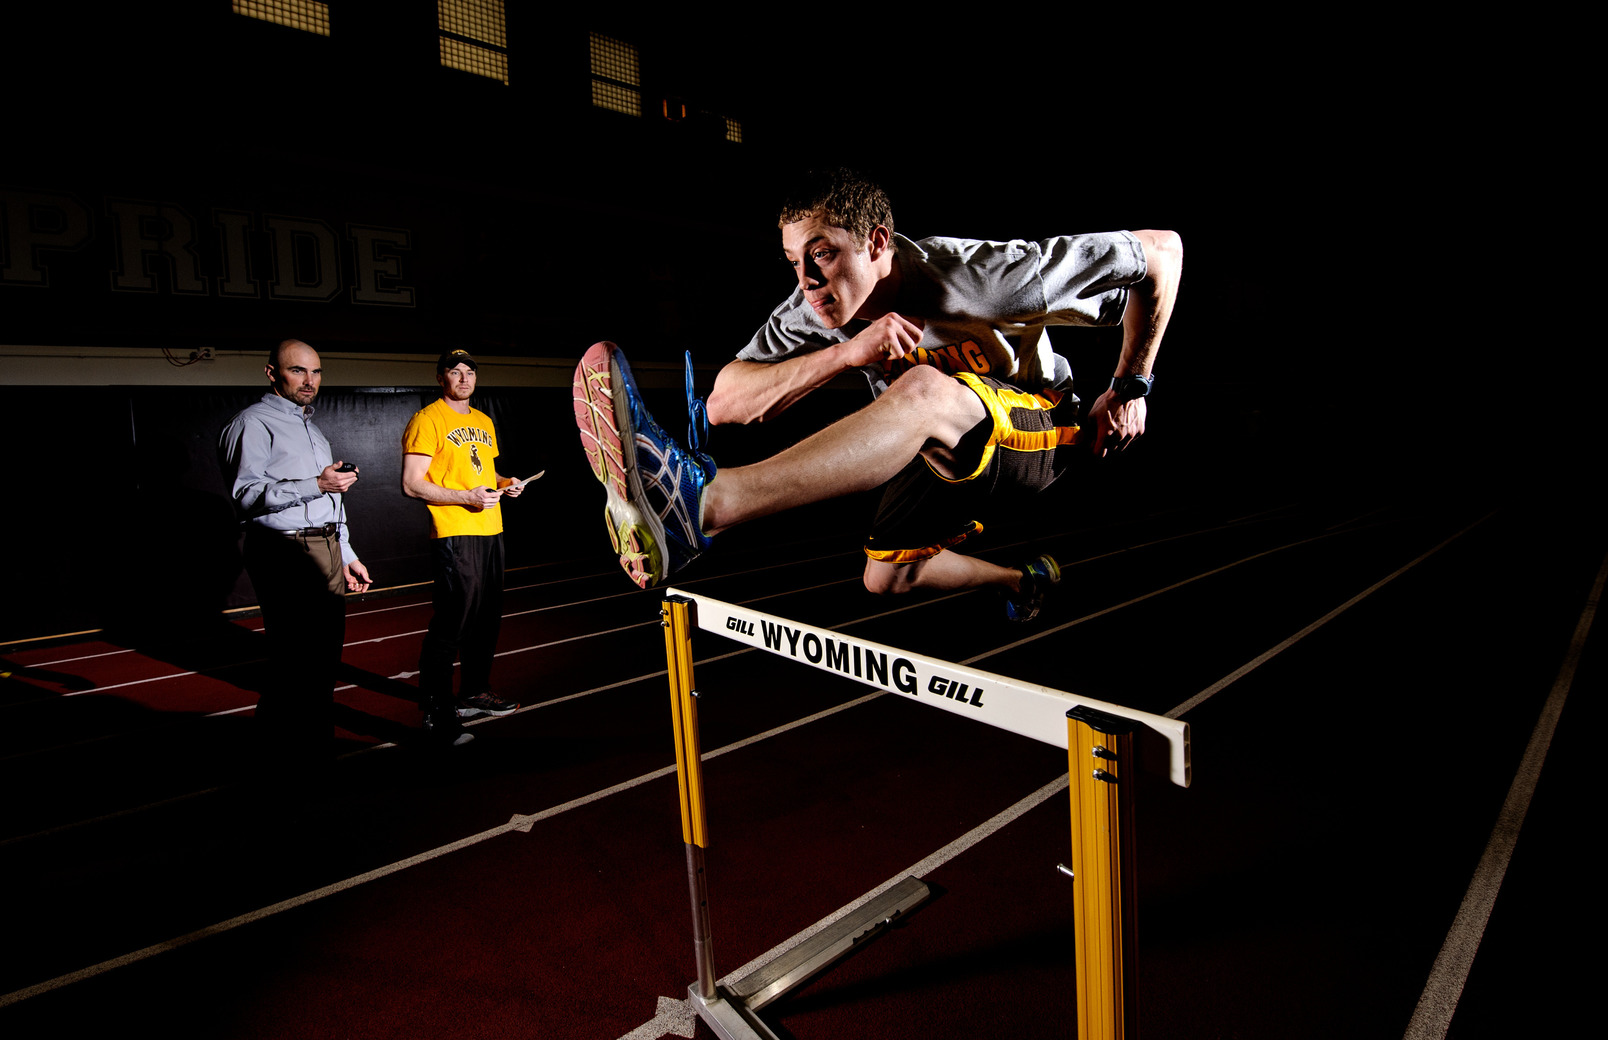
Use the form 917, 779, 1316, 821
402, 398, 503, 539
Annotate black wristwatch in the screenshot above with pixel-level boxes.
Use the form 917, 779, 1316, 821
1110, 374, 1154, 402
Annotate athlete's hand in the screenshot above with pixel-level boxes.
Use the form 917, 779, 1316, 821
464, 485, 502, 511
842, 312, 925, 368
1088, 389, 1147, 457
318, 462, 358, 493
499, 477, 524, 499
343, 560, 372, 593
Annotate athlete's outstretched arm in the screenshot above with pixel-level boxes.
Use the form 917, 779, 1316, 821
1087, 229, 1183, 456
705, 312, 925, 425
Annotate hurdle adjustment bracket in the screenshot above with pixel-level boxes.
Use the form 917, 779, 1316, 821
730, 875, 931, 1011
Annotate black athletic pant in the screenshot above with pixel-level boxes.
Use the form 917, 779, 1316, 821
418, 533, 505, 716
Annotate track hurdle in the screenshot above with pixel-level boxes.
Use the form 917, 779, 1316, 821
661, 589, 1191, 1040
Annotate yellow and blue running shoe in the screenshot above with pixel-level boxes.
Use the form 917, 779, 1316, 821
573, 341, 715, 588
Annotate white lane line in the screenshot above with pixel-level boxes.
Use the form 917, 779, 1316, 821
494, 587, 973, 665
51, 614, 659, 698
618, 995, 699, 1040
344, 599, 433, 618
349, 574, 883, 648
0, 813, 539, 1010
0, 785, 226, 851
615, 776, 1069, 1040
960, 526, 1361, 668
0, 691, 883, 1009
345, 627, 429, 645
500, 549, 899, 621
1402, 546, 1607, 1040
60, 669, 199, 696
1166, 513, 1491, 719
493, 618, 661, 657
718, 775, 1067, 987
21, 647, 136, 668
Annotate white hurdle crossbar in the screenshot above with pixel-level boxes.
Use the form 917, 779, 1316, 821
661, 589, 1192, 1040
668, 589, 1190, 785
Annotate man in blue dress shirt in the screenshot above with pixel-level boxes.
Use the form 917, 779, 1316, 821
220, 339, 371, 760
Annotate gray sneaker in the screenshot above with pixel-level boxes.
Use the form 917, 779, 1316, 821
456, 691, 519, 718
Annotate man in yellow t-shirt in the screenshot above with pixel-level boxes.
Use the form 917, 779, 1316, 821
402, 349, 526, 745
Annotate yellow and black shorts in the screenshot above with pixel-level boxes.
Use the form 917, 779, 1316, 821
863, 373, 1081, 564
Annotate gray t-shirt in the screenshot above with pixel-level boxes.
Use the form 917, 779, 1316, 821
739, 231, 1147, 396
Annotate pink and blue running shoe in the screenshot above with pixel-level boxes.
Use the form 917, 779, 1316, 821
573, 341, 715, 588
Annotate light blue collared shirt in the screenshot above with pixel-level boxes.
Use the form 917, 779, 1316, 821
219, 392, 356, 565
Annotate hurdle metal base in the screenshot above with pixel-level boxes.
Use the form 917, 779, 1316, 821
689, 876, 932, 1040
688, 986, 782, 1040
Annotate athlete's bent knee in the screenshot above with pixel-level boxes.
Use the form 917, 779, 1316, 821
883, 363, 960, 407
881, 367, 985, 445
863, 559, 918, 596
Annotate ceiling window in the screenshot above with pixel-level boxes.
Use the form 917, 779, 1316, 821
438, 0, 509, 84
232, 0, 330, 36
589, 33, 640, 117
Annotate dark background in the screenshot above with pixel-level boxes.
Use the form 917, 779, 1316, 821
2, 3, 1588, 644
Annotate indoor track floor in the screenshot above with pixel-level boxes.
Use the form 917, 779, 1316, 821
0, 473, 1597, 1040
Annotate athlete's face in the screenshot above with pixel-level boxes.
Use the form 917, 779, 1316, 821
440, 363, 476, 401
268, 341, 321, 407
781, 213, 890, 329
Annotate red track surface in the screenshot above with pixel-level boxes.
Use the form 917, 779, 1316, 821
1, 480, 1598, 1039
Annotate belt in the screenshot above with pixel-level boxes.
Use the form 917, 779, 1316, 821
250, 523, 338, 538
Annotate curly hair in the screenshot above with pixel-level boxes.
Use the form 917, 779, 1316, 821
777, 168, 894, 243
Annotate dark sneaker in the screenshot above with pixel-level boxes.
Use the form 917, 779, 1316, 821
1005, 554, 1061, 623
456, 691, 519, 718
574, 341, 716, 588
422, 712, 475, 747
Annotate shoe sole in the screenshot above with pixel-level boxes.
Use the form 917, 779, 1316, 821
456, 703, 518, 719
1037, 555, 1062, 586
574, 342, 668, 588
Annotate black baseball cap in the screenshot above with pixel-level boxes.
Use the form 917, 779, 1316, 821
436, 349, 477, 373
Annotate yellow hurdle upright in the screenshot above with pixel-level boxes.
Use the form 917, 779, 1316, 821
1068, 705, 1140, 1040
662, 596, 716, 999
